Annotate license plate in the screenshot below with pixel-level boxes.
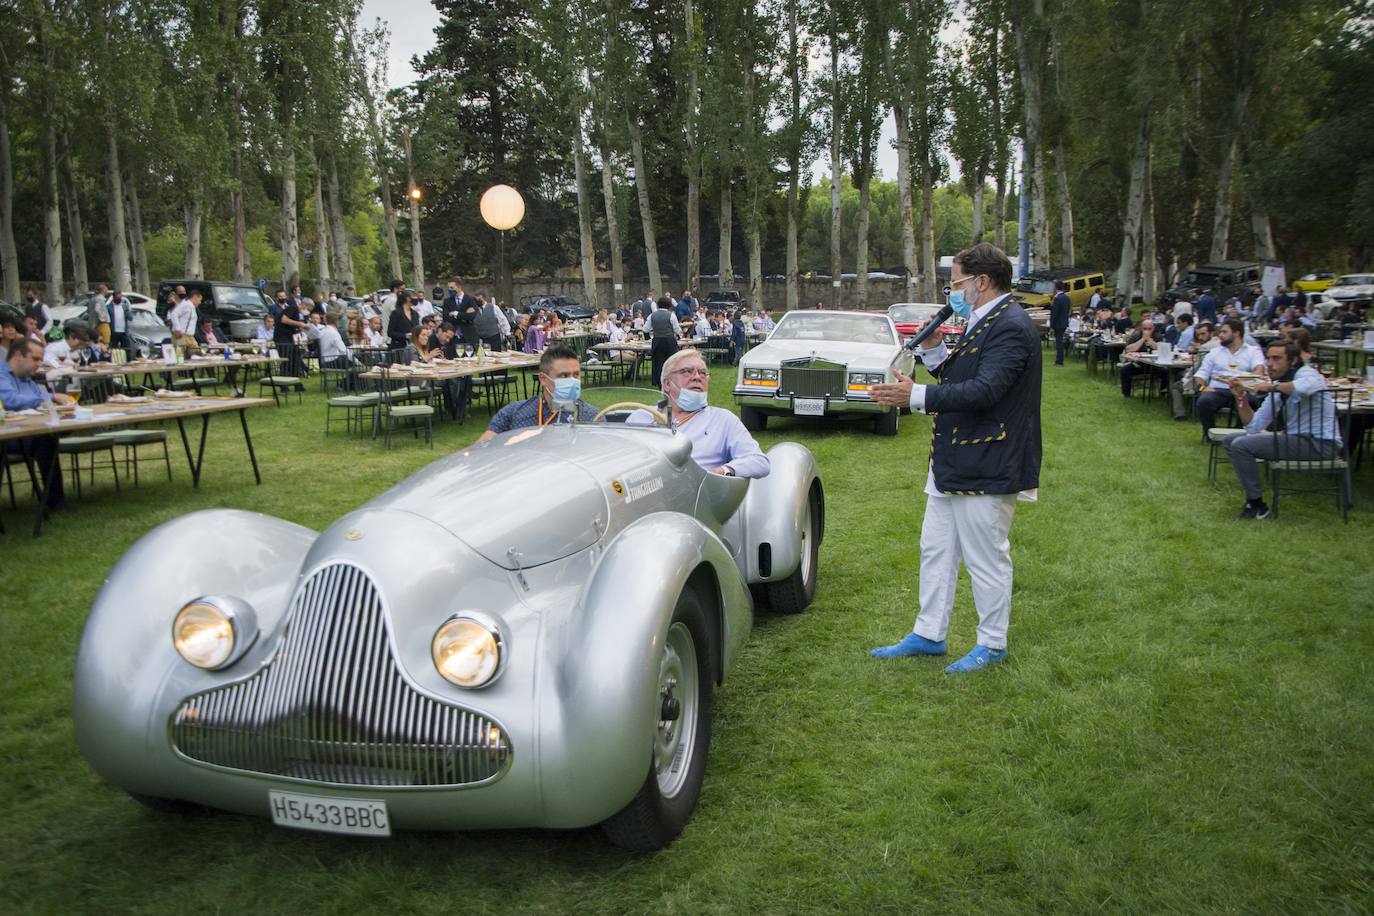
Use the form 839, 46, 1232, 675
793, 398, 825, 416
268, 790, 390, 837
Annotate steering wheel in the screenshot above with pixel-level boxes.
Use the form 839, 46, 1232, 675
592, 401, 668, 425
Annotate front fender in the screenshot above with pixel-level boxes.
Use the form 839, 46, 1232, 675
741, 442, 823, 583
536, 511, 751, 826
73, 509, 317, 792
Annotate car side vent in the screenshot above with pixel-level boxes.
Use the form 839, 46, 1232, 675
758, 543, 772, 578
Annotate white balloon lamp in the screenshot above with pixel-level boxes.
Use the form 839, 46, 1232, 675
480, 184, 525, 231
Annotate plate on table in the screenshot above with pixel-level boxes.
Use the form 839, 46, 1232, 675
152, 389, 195, 399
107, 394, 150, 404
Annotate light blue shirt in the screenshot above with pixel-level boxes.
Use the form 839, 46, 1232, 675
626, 405, 770, 478
0, 360, 53, 410
1244, 365, 1341, 444
1176, 326, 1195, 352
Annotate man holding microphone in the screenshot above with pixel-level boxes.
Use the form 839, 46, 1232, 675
868, 243, 1043, 674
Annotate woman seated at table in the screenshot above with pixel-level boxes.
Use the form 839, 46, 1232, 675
404, 326, 432, 364
625, 350, 769, 479
523, 320, 546, 354
592, 309, 613, 336
345, 316, 366, 347
546, 311, 564, 339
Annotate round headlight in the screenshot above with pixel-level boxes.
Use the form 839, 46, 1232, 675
173, 600, 236, 669
432, 616, 503, 688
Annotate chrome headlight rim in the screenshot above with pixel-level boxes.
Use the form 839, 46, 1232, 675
172, 595, 258, 671
432, 612, 506, 689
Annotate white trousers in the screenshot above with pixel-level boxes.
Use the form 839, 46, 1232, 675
913, 492, 1017, 651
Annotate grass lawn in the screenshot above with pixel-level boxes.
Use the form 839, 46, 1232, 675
3, 351, 1372, 913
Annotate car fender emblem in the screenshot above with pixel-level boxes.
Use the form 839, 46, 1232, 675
611, 480, 625, 496
345, 528, 364, 541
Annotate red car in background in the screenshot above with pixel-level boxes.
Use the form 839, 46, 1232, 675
887, 303, 963, 345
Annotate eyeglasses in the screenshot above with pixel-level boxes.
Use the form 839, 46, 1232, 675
672, 367, 710, 379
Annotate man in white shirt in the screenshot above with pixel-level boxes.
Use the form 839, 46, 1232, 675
253, 315, 275, 340
365, 316, 388, 347
44, 325, 91, 368
1193, 317, 1265, 434
1088, 289, 1103, 312
169, 289, 200, 351
317, 313, 353, 367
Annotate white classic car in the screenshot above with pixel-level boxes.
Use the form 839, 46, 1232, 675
733, 309, 916, 436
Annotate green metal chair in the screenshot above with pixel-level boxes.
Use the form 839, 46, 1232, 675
93, 428, 172, 486
379, 368, 434, 448
58, 436, 122, 498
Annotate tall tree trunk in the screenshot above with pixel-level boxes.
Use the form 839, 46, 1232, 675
994, 160, 1007, 249
123, 168, 147, 294
894, 105, 917, 302
683, 0, 700, 292
1209, 85, 1251, 262
312, 159, 331, 293
281, 146, 300, 288
920, 166, 936, 301
856, 174, 870, 308
718, 181, 732, 288
1250, 201, 1275, 261
1116, 110, 1151, 305
971, 168, 985, 244
326, 152, 354, 291
184, 182, 203, 279
597, 130, 624, 298
104, 129, 132, 292
1014, 5, 1049, 270
230, 6, 250, 284
402, 127, 424, 290
785, 0, 800, 311
572, 109, 599, 310
59, 133, 88, 291
828, 38, 842, 308
42, 120, 64, 302
379, 171, 402, 282
747, 190, 763, 311
1055, 141, 1075, 265
1141, 149, 1159, 304
625, 116, 662, 296
0, 90, 18, 303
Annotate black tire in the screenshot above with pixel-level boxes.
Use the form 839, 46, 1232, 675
601, 588, 716, 852
765, 486, 821, 614
873, 407, 899, 436
740, 404, 767, 432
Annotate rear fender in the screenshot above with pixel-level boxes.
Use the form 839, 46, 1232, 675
740, 443, 822, 583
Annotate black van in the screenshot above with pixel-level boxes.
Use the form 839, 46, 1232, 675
156, 280, 272, 339
1162, 261, 1267, 308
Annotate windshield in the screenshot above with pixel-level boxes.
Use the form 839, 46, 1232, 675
1334, 275, 1374, 286
888, 304, 944, 323
130, 309, 167, 332
212, 285, 268, 313
770, 313, 895, 346
1013, 278, 1054, 295
1184, 271, 1228, 285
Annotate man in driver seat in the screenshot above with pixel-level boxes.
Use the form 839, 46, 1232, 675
626, 349, 769, 478
476, 344, 598, 442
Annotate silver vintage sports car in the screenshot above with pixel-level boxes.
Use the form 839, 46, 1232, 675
74, 409, 823, 851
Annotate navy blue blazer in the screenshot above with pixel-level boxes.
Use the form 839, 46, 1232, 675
923, 296, 1043, 495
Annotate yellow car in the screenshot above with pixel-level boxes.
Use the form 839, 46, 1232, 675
1293, 273, 1336, 293
1010, 268, 1107, 310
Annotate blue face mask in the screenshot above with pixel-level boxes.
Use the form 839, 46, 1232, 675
948, 280, 976, 319
675, 388, 708, 413
552, 377, 581, 404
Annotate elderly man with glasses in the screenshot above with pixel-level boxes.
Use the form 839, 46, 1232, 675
626, 349, 769, 478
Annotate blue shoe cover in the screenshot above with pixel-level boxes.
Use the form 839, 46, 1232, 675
870, 632, 947, 658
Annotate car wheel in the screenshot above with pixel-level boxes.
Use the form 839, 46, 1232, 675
740, 405, 767, 432
765, 485, 821, 614
873, 407, 899, 436
601, 588, 716, 852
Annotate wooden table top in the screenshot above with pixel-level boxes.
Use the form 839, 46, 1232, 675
42, 355, 281, 381
0, 396, 271, 442
357, 354, 542, 381
591, 338, 700, 353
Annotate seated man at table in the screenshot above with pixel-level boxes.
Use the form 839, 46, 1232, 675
477, 345, 597, 442
625, 349, 769, 478
253, 314, 274, 341
195, 317, 227, 349
1118, 318, 1160, 397
0, 338, 70, 511
1166, 313, 1194, 348
1224, 340, 1341, 519
43, 324, 93, 369
1192, 320, 1217, 353
1193, 318, 1265, 433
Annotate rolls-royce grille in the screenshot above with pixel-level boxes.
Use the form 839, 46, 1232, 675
780, 361, 847, 399
170, 562, 510, 788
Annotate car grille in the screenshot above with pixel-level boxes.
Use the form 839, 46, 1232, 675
170, 562, 510, 788
779, 359, 847, 399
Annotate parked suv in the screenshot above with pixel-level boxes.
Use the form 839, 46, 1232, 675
155, 280, 271, 339
1010, 267, 1107, 310
704, 289, 745, 311
1161, 261, 1265, 308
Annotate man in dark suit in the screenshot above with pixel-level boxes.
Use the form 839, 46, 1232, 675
869, 242, 1042, 674
1050, 281, 1071, 365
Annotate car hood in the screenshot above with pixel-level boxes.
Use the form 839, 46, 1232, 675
1329, 284, 1374, 297
742, 338, 901, 369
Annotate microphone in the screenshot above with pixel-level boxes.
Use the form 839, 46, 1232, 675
904, 304, 954, 351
